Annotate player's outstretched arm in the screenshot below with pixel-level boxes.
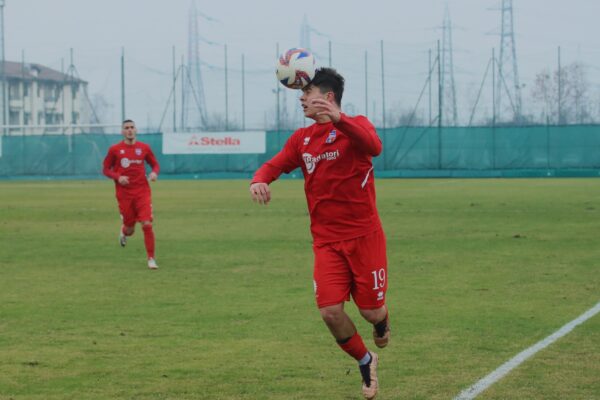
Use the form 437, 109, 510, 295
250, 182, 271, 205
250, 133, 300, 206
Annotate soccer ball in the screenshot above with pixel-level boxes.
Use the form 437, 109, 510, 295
276, 48, 316, 89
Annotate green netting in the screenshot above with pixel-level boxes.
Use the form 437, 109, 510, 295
1, 125, 600, 179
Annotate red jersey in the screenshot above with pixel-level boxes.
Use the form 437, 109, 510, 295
252, 113, 383, 244
102, 140, 160, 199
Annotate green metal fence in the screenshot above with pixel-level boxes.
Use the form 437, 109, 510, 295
1, 125, 599, 179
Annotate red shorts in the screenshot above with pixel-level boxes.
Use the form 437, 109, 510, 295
117, 194, 153, 227
313, 229, 387, 310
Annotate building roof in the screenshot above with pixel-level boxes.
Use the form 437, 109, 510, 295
1, 61, 86, 84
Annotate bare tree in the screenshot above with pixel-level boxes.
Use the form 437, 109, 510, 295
531, 62, 592, 124
570, 63, 592, 123
386, 103, 426, 127
203, 112, 241, 131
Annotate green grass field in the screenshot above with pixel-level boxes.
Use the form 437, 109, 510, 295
0, 178, 598, 400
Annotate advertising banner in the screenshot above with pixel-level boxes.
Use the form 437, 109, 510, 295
162, 131, 266, 154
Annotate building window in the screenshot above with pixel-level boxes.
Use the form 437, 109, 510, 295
24, 112, 31, 125
45, 113, 55, 125
44, 84, 59, 102
72, 112, 79, 125
23, 83, 30, 97
9, 111, 20, 125
38, 112, 43, 125
71, 84, 78, 100
9, 82, 21, 100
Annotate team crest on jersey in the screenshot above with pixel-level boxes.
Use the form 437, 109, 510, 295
135, 148, 142, 156
120, 149, 125, 154
325, 130, 337, 144
303, 137, 310, 146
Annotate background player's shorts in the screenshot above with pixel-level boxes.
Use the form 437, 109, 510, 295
118, 194, 153, 226
312, 229, 387, 310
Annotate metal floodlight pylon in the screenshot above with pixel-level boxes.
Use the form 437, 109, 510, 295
441, 4, 458, 126
496, 0, 522, 122
185, 0, 208, 130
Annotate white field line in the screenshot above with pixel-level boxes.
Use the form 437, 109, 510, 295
454, 301, 600, 400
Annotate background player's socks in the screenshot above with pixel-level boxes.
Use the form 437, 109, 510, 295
142, 224, 155, 259
374, 313, 389, 337
336, 332, 369, 361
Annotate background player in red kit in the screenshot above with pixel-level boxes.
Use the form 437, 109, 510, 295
103, 119, 160, 270
250, 68, 390, 399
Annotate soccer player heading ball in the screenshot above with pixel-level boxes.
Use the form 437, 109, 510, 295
251, 68, 390, 399
103, 119, 160, 270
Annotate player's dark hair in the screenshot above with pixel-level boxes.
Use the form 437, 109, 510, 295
308, 67, 344, 106
122, 119, 135, 126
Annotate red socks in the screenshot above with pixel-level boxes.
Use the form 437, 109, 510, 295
337, 332, 369, 361
142, 224, 155, 259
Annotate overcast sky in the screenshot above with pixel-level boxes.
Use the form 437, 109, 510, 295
5, 0, 600, 129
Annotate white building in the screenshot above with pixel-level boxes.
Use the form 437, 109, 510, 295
1, 61, 90, 134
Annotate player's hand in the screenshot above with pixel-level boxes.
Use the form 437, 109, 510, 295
250, 182, 271, 205
148, 172, 158, 182
311, 98, 341, 123
118, 176, 130, 186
